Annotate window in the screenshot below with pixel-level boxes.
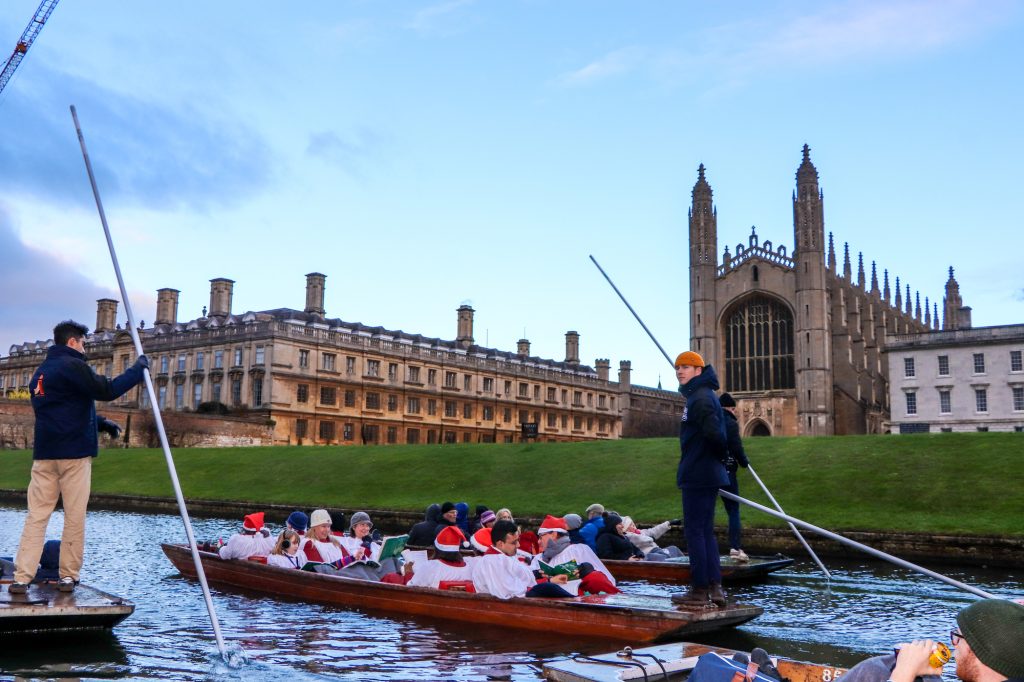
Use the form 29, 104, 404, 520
975, 388, 988, 413
407, 428, 420, 444
158, 385, 167, 409
252, 378, 263, 406
503, 408, 511, 423
483, 405, 493, 420
463, 403, 473, 419
483, 377, 493, 392
319, 421, 335, 441
937, 355, 949, 376
561, 414, 568, 428
297, 384, 308, 403
428, 369, 437, 385
299, 349, 309, 368
587, 417, 593, 430
230, 378, 242, 405
295, 419, 308, 438
533, 385, 540, 400
1012, 351, 1023, 373
254, 345, 265, 365
362, 424, 379, 443
323, 353, 336, 371
365, 392, 381, 410
562, 389, 568, 404
386, 426, 397, 444
519, 409, 529, 424
464, 375, 472, 391
444, 431, 457, 444
504, 380, 512, 396
388, 363, 398, 381
905, 392, 917, 415
547, 413, 557, 427
346, 356, 356, 374
196, 352, 204, 370
366, 360, 381, 377
444, 400, 457, 417
193, 383, 202, 408
427, 430, 438, 444
1013, 387, 1024, 412
973, 353, 985, 374
211, 381, 222, 403
387, 394, 398, 412
408, 366, 421, 383
573, 391, 583, 407
599, 419, 606, 433
445, 371, 458, 388
320, 387, 337, 405
343, 423, 354, 441
547, 387, 556, 401
518, 382, 528, 397
587, 393, 593, 407
344, 390, 355, 407
574, 415, 583, 429
939, 390, 951, 414
427, 399, 437, 415
408, 397, 420, 414
177, 354, 187, 372
723, 294, 796, 391
904, 357, 915, 378
599, 395, 606, 408
233, 348, 243, 366
463, 433, 471, 443
214, 350, 224, 369
174, 383, 185, 410
160, 356, 169, 373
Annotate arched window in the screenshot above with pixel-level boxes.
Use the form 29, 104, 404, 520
723, 295, 795, 392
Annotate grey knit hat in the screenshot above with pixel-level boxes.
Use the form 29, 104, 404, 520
563, 513, 583, 530
956, 599, 1024, 677
349, 511, 372, 530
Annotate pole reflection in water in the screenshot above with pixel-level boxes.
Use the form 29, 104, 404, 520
1, 506, 1020, 680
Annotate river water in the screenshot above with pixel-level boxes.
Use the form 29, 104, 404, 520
1, 506, 1020, 681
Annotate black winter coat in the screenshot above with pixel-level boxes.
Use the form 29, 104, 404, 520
407, 504, 442, 547
723, 410, 749, 473
595, 526, 643, 560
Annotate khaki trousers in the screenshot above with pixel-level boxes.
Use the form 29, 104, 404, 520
14, 457, 93, 584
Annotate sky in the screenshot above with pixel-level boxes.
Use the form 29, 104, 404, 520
1, 0, 1022, 389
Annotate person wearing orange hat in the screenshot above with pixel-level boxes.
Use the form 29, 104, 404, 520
530, 515, 619, 592
407, 526, 477, 589
218, 512, 276, 560
671, 350, 730, 608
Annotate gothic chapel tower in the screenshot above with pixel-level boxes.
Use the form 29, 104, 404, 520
689, 164, 719, 369
792, 145, 834, 434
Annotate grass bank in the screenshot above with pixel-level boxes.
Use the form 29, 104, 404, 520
1, 433, 1020, 536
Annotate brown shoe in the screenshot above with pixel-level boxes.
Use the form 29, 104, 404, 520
671, 586, 710, 605
8, 582, 29, 594
709, 582, 727, 607
57, 577, 79, 592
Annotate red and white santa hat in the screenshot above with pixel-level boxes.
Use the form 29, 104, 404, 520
537, 514, 569, 535
242, 512, 265, 532
434, 525, 466, 552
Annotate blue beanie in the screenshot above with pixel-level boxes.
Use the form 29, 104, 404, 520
286, 511, 309, 532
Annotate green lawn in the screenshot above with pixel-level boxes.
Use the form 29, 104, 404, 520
1, 432, 1020, 536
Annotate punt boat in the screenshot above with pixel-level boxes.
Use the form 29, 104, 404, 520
0, 581, 134, 634
162, 543, 762, 642
604, 554, 795, 583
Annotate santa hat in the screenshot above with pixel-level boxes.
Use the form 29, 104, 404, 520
242, 512, 265, 532
538, 514, 569, 535
470, 527, 492, 553
435, 525, 466, 552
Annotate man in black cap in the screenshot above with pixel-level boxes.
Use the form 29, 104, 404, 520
718, 392, 750, 562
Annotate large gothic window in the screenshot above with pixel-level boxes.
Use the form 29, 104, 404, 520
723, 295, 795, 392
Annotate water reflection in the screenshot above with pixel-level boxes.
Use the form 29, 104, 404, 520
1, 506, 1019, 680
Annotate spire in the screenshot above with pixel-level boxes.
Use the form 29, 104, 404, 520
857, 252, 865, 288
692, 163, 712, 200
843, 242, 852, 280
883, 269, 890, 303
895, 276, 902, 309
943, 264, 965, 330
827, 232, 836, 271
924, 297, 931, 326
870, 261, 879, 294
796, 143, 819, 188
933, 302, 940, 330
915, 291, 921, 321
905, 284, 912, 315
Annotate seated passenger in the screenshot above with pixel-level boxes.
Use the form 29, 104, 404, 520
470, 510, 497, 553
455, 502, 471, 536
407, 503, 441, 547
563, 514, 585, 545
621, 516, 684, 561
339, 511, 378, 561
470, 505, 491, 533
407, 526, 476, 589
219, 512, 276, 560
531, 515, 618, 593
495, 508, 514, 523
285, 511, 309, 538
300, 509, 348, 567
578, 503, 606, 551
472, 520, 575, 599
595, 512, 644, 562
267, 530, 308, 570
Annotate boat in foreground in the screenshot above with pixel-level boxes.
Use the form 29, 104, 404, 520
162, 543, 762, 642
604, 554, 795, 583
0, 581, 134, 635
543, 641, 847, 682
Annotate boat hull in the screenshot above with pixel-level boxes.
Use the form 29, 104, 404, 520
0, 582, 134, 635
604, 554, 795, 583
162, 544, 762, 642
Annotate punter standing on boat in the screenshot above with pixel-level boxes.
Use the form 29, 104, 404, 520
8, 320, 147, 595
670, 350, 729, 608
719, 393, 750, 562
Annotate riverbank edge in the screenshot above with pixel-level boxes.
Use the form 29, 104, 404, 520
3, 489, 1020, 568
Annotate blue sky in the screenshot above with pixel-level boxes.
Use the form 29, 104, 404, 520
1, 0, 1022, 389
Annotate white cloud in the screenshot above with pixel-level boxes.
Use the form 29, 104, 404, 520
409, 0, 476, 36
556, 47, 647, 87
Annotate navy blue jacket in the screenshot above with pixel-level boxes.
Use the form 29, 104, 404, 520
723, 410, 749, 473
30, 344, 145, 460
677, 364, 729, 490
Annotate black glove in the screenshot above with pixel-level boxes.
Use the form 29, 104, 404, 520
669, 518, 683, 527
260, 528, 271, 538
98, 418, 122, 439
135, 354, 150, 370
739, 461, 749, 469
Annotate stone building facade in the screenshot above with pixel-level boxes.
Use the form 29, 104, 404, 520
1, 274, 683, 446
689, 146, 959, 436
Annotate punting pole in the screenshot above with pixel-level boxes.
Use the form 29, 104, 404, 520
719, 489, 999, 599
70, 105, 230, 660
588, 254, 831, 577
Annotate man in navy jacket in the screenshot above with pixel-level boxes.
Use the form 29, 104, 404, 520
8, 320, 147, 594
671, 350, 729, 608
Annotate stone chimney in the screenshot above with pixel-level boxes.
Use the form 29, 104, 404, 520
517, 339, 531, 356
305, 272, 326, 317
209, 278, 235, 318
456, 305, 474, 348
595, 358, 610, 382
95, 299, 118, 333
155, 288, 180, 325
565, 331, 580, 364
958, 306, 973, 330
618, 360, 632, 390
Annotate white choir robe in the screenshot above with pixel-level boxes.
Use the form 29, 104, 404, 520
301, 538, 344, 565
267, 550, 309, 570
530, 543, 616, 586
338, 535, 380, 560
407, 557, 476, 588
218, 532, 276, 560
472, 552, 538, 599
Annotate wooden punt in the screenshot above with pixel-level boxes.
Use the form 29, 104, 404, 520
162, 543, 762, 642
543, 641, 848, 682
0, 581, 134, 634
604, 554, 795, 584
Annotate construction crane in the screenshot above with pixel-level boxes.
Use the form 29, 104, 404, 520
0, 0, 60, 96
